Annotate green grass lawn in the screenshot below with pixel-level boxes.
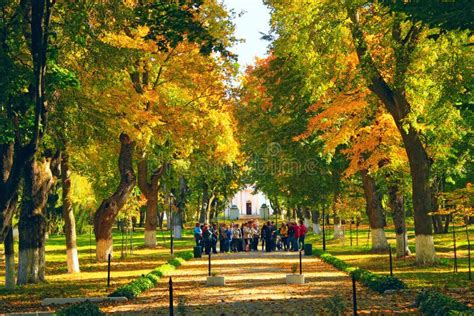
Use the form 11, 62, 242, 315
306, 223, 474, 308
0, 226, 195, 313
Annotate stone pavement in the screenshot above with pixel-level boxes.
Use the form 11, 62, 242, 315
107, 251, 418, 315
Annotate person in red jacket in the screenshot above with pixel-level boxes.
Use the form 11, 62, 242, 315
298, 219, 307, 250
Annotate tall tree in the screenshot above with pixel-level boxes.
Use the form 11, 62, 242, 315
265, 0, 470, 264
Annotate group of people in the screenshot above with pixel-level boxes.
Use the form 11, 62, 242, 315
193, 220, 307, 255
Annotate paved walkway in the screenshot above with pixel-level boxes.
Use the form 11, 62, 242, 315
108, 251, 418, 315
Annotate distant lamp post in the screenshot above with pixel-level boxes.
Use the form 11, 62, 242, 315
169, 192, 174, 255
260, 203, 269, 220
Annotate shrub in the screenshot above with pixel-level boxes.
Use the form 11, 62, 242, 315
168, 257, 185, 267
110, 283, 141, 299
56, 301, 104, 316
146, 273, 160, 286
176, 251, 193, 261
315, 250, 406, 294
415, 290, 470, 316
110, 250, 194, 300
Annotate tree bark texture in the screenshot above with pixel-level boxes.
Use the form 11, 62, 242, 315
137, 159, 167, 247
93, 134, 136, 262
388, 184, 411, 257
61, 150, 80, 273
17, 155, 58, 285
360, 170, 389, 251
4, 224, 15, 289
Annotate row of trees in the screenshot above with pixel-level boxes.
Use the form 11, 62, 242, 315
0, 0, 243, 287
236, 0, 473, 264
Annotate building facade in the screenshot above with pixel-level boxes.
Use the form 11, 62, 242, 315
226, 185, 273, 219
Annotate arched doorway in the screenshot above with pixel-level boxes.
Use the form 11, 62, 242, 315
246, 201, 252, 215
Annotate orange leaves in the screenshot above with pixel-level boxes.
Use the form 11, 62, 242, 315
297, 86, 407, 177
296, 90, 368, 144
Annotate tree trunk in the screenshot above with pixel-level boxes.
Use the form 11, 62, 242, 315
0, 143, 23, 243
347, 6, 435, 264
207, 194, 216, 222
172, 176, 187, 240
144, 197, 158, 246
1, 0, 55, 243
311, 210, 321, 234
139, 206, 145, 227
137, 160, 167, 247
333, 217, 344, 240
158, 211, 164, 229
18, 156, 58, 285
93, 134, 136, 262
199, 182, 209, 224
360, 170, 389, 251
431, 178, 449, 234
388, 184, 411, 257
61, 150, 80, 273
4, 226, 15, 289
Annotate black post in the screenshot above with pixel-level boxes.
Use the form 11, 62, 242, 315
352, 273, 357, 316
389, 246, 393, 277
208, 251, 211, 276
366, 226, 371, 248
130, 228, 133, 254
322, 209, 326, 251
452, 219, 458, 273
466, 225, 471, 281
299, 250, 303, 275
89, 226, 92, 261
107, 253, 111, 287
356, 223, 359, 246
350, 220, 353, 247
169, 277, 174, 316
170, 193, 174, 255
121, 228, 124, 259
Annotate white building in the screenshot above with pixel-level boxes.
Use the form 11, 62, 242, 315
225, 185, 273, 219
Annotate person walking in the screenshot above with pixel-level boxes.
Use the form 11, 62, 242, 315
261, 223, 267, 251
202, 224, 212, 255
298, 219, 307, 250
280, 223, 289, 251
194, 222, 202, 247
288, 223, 297, 251
243, 223, 252, 252
294, 222, 301, 251
231, 224, 241, 252
219, 223, 227, 253
264, 221, 272, 252
270, 221, 276, 251
225, 224, 232, 252
252, 223, 260, 251
211, 223, 218, 254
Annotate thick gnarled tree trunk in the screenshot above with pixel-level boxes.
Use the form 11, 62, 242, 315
361, 170, 389, 251
18, 156, 58, 285
61, 150, 80, 273
137, 160, 167, 247
388, 184, 411, 257
94, 134, 136, 262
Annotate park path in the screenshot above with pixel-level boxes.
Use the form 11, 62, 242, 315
107, 251, 418, 315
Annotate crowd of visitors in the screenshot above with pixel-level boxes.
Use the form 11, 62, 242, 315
193, 220, 307, 255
